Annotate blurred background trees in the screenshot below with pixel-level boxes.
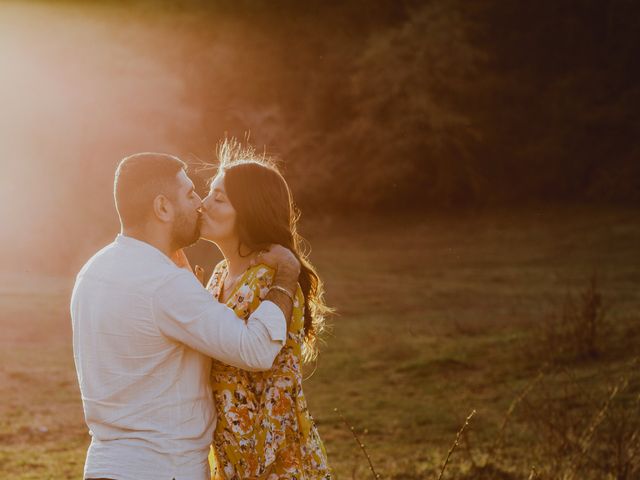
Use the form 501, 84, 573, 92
1, 0, 639, 273
178, 0, 640, 209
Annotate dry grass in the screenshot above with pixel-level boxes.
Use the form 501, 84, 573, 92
1, 206, 639, 478
533, 273, 612, 364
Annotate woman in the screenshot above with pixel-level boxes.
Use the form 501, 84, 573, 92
199, 140, 332, 479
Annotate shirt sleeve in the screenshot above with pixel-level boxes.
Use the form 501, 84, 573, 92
152, 270, 287, 371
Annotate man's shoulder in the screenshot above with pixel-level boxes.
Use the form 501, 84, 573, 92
151, 268, 212, 320
76, 240, 119, 277
75, 239, 184, 291
156, 267, 203, 295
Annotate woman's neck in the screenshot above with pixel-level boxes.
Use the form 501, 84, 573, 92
218, 240, 256, 280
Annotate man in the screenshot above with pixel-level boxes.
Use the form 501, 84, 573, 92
71, 153, 300, 480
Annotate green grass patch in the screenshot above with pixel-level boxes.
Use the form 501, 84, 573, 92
1, 206, 639, 478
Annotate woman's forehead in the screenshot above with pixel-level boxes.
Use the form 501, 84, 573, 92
210, 173, 225, 191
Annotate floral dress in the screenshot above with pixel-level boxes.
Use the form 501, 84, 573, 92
207, 261, 332, 480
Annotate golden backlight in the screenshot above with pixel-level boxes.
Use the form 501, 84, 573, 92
0, 2, 229, 274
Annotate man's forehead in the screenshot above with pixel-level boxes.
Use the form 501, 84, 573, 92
176, 169, 195, 190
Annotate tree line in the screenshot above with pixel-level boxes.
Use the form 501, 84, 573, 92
167, 0, 640, 210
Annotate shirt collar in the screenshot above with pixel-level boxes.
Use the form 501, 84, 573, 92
115, 234, 175, 266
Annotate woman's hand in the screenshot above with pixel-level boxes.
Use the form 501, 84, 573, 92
194, 265, 205, 285
172, 250, 206, 286
171, 249, 193, 272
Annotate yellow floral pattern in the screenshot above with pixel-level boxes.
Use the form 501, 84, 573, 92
207, 261, 332, 480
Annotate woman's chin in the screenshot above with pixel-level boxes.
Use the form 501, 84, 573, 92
199, 229, 216, 242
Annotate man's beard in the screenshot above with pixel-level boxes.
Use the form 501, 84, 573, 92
172, 211, 202, 249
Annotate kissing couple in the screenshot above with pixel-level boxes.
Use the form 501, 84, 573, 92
71, 140, 332, 480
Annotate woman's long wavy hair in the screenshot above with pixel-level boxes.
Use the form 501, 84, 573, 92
214, 139, 330, 361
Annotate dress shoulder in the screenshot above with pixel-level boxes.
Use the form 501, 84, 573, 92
249, 263, 275, 280
247, 264, 303, 307
246, 263, 275, 298
214, 259, 227, 273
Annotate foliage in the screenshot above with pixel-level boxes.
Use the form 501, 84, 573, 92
534, 274, 612, 364
514, 361, 640, 480
4, 0, 639, 274
176, 0, 640, 210
3, 208, 639, 478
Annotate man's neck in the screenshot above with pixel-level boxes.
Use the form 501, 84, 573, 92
121, 226, 174, 258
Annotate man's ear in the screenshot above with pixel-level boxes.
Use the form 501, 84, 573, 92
152, 194, 174, 223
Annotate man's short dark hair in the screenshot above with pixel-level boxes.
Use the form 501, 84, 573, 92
114, 153, 186, 228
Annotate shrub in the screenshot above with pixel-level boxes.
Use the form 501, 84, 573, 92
536, 273, 611, 364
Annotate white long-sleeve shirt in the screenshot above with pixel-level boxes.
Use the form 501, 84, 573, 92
70, 234, 286, 480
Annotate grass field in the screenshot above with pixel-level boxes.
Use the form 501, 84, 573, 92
1, 206, 639, 479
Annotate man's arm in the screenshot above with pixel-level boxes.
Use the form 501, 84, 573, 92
153, 271, 286, 371
156, 245, 301, 371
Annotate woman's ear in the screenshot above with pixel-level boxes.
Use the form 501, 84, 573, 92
152, 194, 174, 223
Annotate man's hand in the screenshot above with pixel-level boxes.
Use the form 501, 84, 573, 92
254, 245, 300, 293
254, 245, 301, 324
